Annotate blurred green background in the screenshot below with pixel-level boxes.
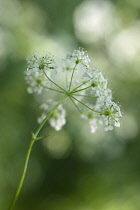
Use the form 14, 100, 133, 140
0, 0, 140, 209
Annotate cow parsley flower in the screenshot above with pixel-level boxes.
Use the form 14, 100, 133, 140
25, 49, 122, 133
49, 105, 66, 131
9, 48, 122, 210
81, 105, 98, 133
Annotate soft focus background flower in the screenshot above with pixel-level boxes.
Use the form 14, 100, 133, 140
0, 0, 140, 209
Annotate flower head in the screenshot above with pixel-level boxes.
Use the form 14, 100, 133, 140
25, 53, 57, 94
64, 49, 91, 70
26, 53, 57, 70
25, 49, 122, 133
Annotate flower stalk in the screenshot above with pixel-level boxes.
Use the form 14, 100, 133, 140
8, 48, 122, 209
8, 138, 35, 210
8, 95, 68, 210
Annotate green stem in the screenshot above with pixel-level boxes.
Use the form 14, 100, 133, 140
66, 70, 68, 91
72, 85, 92, 94
41, 84, 64, 94
69, 97, 82, 114
68, 64, 77, 92
71, 96, 103, 114
34, 95, 68, 137
42, 69, 66, 93
8, 138, 35, 210
8, 95, 68, 210
72, 94, 97, 98
71, 78, 92, 93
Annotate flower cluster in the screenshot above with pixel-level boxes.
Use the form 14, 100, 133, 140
38, 100, 66, 131
25, 53, 57, 94
63, 49, 91, 70
25, 49, 122, 133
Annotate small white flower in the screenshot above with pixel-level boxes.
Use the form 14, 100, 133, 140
97, 100, 122, 130
64, 49, 91, 70
25, 69, 48, 94
38, 101, 66, 131
89, 119, 98, 133
114, 121, 120, 127
49, 105, 66, 131
104, 125, 113, 131
81, 104, 98, 133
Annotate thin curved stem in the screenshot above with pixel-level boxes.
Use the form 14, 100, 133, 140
32, 74, 63, 94
41, 84, 64, 94
72, 85, 92, 94
69, 97, 83, 114
71, 78, 92, 93
8, 138, 35, 210
66, 70, 68, 91
8, 95, 68, 210
68, 64, 77, 92
34, 95, 68, 137
42, 69, 66, 93
72, 94, 97, 98
71, 95, 103, 115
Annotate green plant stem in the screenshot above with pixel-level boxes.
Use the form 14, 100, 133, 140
72, 85, 92, 94
34, 95, 68, 137
8, 138, 35, 210
66, 70, 68, 91
69, 97, 82, 114
71, 95, 103, 114
42, 69, 66, 93
72, 94, 97, 98
41, 84, 64, 94
71, 78, 92, 93
68, 64, 77, 92
8, 95, 68, 210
